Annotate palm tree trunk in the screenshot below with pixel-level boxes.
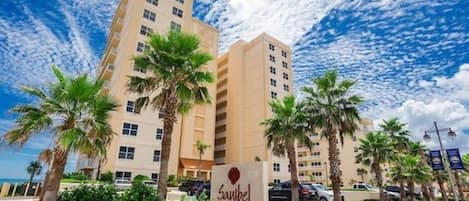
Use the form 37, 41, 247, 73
421, 183, 432, 201
287, 143, 300, 201
42, 147, 68, 201
327, 130, 342, 201
437, 177, 448, 201
453, 171, 464, 200
360, 174, 364, 183
373, 162, 385, 201
29, 172, 35, 184
198, 151, 202, 178
39, 171, 50, 201
158, 94, 177, 199
408, 180, 415, 201
399, 179, 406, 201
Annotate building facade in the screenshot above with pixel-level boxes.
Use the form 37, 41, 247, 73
76, 0, 218, 181
214, 33, 294, 183
297, 119, 374, 187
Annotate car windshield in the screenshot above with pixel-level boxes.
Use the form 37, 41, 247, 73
365, 184, 374, 189
313, 184, 326, 190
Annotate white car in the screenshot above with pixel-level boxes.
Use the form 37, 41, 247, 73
307, 183, 343, 201
114, 179, 132, 190
352, 183, 378, 191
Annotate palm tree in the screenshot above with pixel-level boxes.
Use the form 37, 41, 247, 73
302, 70, 362, 201
388, 155, 407, 201
380, 118, 410, 152
356, 168, 368, 182
432, 171, 449, 201
128, 31, 214, 197
4, 66, 117, 201
408, 141, 433, 201
196, 140, 210, 178
261, 95, 313, 201
27, 161, 42, 184
356, 131, 395, 201
402, 154, 432, 201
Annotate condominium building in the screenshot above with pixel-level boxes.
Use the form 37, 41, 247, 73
297, 119, 374, 187
76, 0, 218, 181
214, 33, 294, 183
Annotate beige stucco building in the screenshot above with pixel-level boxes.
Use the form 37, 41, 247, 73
297, 119, 374, 187
214, 33, 294, 183
77, 0, 218, 181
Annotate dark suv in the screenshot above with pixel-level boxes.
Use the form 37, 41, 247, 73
269, 181, 319, 201
384, 185, 422, 200
178, 179, 205, 195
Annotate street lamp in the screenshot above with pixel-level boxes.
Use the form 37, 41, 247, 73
423, 121, 459, 201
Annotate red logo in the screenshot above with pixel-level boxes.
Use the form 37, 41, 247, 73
228, 167, 240, 185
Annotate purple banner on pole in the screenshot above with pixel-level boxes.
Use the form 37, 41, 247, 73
429, 150, 444, 171
446, 148, 464, 170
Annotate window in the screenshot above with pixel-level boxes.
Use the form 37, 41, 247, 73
269, 55, 276, 63
269, 66, 276, 74
126, 101, 139, 113
140, 25, 153, 36
115, 171, 132, 181
118, 146, 135, 159
172, 7, 183, 18
273, 163, 280, 172
271, 91, 277, 99
282, 61, 288, 68
273, 179, 280, 184
153, 150, 161, 162
283, 84, 289, 92
170, 21, 181, 32
270, 79, 277, 87
311, 162, 322, 166
352, 135, 357, 141
269, 44, 275, 51
175, 0, 184, 4
136, 42, 150, 53
288, 164, 291, 172
158, 110, 165, 118
122, 123, 138, 136
281, 50, 287, 58
133, 64, 146, 73
143, 9, 156, 22
146, 0, 158, 6
282, 72, 289, 80
156, 128, 163, 140
354, 147, 358, 152
151, 173, 159, 182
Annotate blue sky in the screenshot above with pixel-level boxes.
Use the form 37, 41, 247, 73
0, 0, 468, 179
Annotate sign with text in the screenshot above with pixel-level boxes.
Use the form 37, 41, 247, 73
211, 162, 268, 201
446, 148, 464, 170
429, 150, 444, 171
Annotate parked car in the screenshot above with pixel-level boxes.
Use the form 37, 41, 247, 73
352, 182, 378, 191
384, 185, 422, 200
305, 183, 344, 201
143, 180, 158, 189
193, 183, 210, 198
178, 179, 205, 195
114, 179, 132, 190
269, 181, 319, 201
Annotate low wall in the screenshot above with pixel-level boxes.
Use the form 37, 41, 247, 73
342, 191, 380, 201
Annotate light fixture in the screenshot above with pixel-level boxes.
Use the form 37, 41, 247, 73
423, 131, 431, 142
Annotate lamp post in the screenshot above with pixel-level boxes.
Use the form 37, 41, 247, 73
423, 121, 459, 201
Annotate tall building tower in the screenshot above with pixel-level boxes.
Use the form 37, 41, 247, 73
76, 0, 219, 181
214, 33, 294, 183
297, 119, 374, 187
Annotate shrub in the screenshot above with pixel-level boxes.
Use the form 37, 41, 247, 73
132, 175, 150, 185
168, 175, 179, 187
180, 192, 211, 201
119, 182, 162, 201
99, 171, 114, 183
63, 172, 88, 181
58, 184, 118, 201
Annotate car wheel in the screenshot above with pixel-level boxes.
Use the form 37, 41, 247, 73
319, 197, 328, 201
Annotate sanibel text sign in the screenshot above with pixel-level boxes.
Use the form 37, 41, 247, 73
211, 162, 268, 201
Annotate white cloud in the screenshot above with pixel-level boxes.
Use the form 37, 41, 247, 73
434, 64, 469, 102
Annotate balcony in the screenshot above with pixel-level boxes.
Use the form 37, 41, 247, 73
100, 81, 110, 95
116, 3, 127, 17
110, 32, 121, 47
101, 64, 114, 80
215, 131, 226, 139
111, 17, 123, 32
297, 155, 321, 161
298, 166, 309, 171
